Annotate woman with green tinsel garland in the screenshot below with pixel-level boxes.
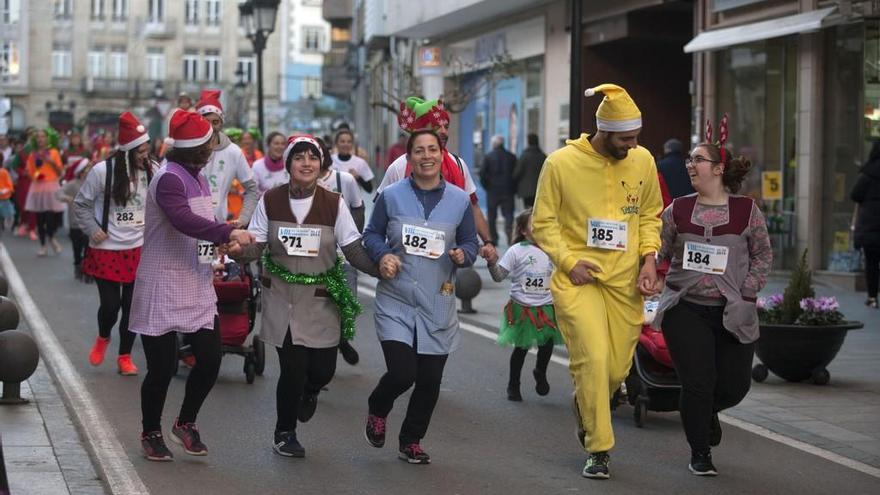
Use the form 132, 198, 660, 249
234, 134, 380, 459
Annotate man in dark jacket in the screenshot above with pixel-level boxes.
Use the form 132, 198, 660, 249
480, 135, 517, 244
852, 139, 880, 308
513, 133, 546, 208
657, 138, 695, 199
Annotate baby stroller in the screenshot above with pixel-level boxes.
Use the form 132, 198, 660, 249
625, 298, 682, 427
177, 261, 266, 384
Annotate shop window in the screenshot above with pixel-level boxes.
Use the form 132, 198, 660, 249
715, 38, 797, 269
822, 21, 878, 271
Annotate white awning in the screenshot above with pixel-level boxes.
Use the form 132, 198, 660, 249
684, 7, 836, 53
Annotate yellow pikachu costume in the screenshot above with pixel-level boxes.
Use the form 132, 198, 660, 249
532, 84, 662, 453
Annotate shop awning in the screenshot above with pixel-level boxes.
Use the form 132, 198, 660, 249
684, 7, 836, 53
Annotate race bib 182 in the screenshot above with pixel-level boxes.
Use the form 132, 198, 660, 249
402, 224, 445, 259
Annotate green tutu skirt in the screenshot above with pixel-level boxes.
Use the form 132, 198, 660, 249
497, 300, 563, 349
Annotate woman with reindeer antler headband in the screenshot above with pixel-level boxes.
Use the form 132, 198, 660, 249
651, 114, 772, 477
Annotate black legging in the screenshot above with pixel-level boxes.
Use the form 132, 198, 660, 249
509, 342, 553, 385
36, 211, 62, 246
368, 340, 448, 447
140, 325, 221, 433
863, 246, 880, 299
275, 330, 338, 432
70, 228, 88, 266
661, 301, 755, 453
94, 278, 136, 356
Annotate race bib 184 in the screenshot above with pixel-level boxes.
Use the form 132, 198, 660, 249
587, 219, 628, 251
683, 241, 728, 274
278, 227, 322, 257
402, 224, 445, 259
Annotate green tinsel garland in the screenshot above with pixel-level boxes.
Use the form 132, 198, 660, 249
261, 252, 361, 341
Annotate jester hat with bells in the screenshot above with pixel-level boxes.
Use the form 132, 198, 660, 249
397, 97, 450, 135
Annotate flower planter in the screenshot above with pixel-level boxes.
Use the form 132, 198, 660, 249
752, 322, 864, 385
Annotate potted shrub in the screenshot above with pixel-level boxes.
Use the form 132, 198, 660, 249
753, 250, 864, 385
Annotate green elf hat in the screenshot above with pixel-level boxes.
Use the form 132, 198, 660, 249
223, 127, 243, 143
397, 97, 450, 133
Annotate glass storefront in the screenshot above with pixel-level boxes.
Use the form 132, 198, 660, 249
822, 20, 879, 271
716, 38, 797, 269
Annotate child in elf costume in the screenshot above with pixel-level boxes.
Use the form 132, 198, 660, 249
488, 208, 562, 402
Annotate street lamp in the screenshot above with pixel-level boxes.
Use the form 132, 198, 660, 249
239, 0, 280, 137
234, 66, 247, 128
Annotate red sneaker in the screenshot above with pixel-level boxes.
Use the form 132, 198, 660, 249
117, 354, 138, 376
89, 337, 110, 366
180, 354, 196, 368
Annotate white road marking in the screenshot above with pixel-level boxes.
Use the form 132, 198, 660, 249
358, 283, 880, 480
0, 243, 150, 495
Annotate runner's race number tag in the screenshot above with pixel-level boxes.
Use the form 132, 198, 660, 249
521, 272, 550, 294
197, 241, 216, 264
112, 206, 145, 227
587, 219, 627, 251
683, 242, 728, 274
402, 224, 445, 259
278, 227, 322, 257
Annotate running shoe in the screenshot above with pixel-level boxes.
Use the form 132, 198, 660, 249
171, 420, 207, 456
571, 394, 586, 448
866, 298, 878, 309
709, 413, 722, 447
582, 451, 610, 479
364, 414, 386, 448
339, 340, 360, 365
298, 392, 318, 423
180, 354, 196, 368
36, 247, 47, 257
141, 431, 173, 462
533, 369, 550, 396
117, 354, 138, 376
50, 238, 62, 254
507, 382, 522, 402
89, 336, 110, 366
689, 451, 718, 476
28, 230, 37, 241
398, 443, 430, 464
273, 430, 305, 458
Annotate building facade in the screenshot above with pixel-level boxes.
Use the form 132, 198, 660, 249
688, 0, 876, 281
0, 0, 281, 139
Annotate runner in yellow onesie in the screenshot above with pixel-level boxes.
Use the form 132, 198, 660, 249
532, 84, 662, 480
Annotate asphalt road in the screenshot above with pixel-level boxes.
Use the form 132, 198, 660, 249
4, 234, 879, 494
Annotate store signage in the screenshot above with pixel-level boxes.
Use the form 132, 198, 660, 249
475, 32, 508, 64
419, 47, 442, 68
712, 0, 767, 13
762, 171, 782, 200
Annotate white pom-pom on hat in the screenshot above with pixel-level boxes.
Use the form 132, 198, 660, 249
584, 88, 596, 97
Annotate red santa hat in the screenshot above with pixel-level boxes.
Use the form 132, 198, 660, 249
166, 111, 213, 149
118, 111, 150, 152
282, 134, 324, 169
196, 89, 224, 119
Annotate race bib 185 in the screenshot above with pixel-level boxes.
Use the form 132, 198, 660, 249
587, 219, 628, 251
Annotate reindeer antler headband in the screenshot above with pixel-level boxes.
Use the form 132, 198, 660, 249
705, 113, 730, 162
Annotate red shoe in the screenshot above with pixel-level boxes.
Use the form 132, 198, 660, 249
117, 354, 138, 376
180, 354, 196, 368
28, 230, 37, 241
89, 336, 110, 366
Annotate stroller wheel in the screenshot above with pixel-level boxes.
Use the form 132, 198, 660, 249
634, 399, 647, 428
254, 337, 266, 375
751, 364, 768, 383
244, 360, 256, 384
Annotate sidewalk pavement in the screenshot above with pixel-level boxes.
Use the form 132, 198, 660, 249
0, 308, 106, 495
364, 257, 880, 469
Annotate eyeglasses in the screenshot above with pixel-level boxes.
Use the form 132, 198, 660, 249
685, 156, 720, 167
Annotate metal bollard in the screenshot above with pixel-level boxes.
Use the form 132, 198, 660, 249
455, 268, 482, 314
0, 330, 40, 405
0, 274, 8, 297
0, 297, 19, 333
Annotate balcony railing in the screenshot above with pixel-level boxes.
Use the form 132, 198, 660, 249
143, 17, 177, 39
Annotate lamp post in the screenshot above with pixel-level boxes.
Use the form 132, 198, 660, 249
569, 0, 582, 140
239, 0, 280, 137
234, 66, 247, 128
